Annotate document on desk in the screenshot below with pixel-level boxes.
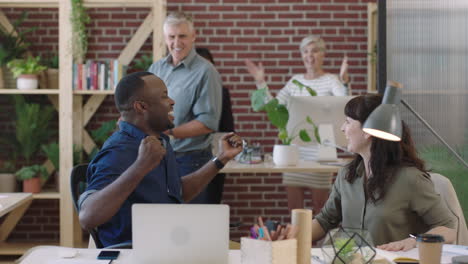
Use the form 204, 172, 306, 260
376, 244, 468, 264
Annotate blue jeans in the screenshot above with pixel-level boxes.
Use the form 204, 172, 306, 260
175, 148, 225, 204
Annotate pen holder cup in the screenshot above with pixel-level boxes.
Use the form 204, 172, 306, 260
240, 237, 297, 264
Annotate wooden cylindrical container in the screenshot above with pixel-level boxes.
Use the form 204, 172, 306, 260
291, 209, 312, 264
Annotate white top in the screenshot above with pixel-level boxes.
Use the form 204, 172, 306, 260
271, 73, 347, 107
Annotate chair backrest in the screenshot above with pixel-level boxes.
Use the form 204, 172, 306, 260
430, 173, 468, 245
70, 163, 104, 248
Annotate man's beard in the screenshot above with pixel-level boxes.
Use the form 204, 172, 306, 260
148, 118, 173, 134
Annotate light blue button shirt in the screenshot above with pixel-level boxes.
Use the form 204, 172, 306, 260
148, 48, 222, 152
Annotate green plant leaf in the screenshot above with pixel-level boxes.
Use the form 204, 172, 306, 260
15, 164, 48, 181
13, 95, 55, 164
90, 120, 117, 146
133, 54, 153, 71
251, 88, 269, 111
299, 129, 312, 142
305, 116, 321, 143
41, 142, 59, 170
70, 0, 90, 63
292, 79, 317, 96
264, 98, 278, 112
305, 86, 317, 96
0, 11, 35, 66
278, 129, 289, 144
267, 103, 288, 129
334, 237, 356, 260
7, 56, 47, 78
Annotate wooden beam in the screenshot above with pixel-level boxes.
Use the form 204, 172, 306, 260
73, 95, 83, 147
59, 0, 76, 248
118, 13, 154, 65
83, 95, 106, 126
0, 200, 32, 241
47, 95, 59, 110
153, 0, 167, 61
0, 10, 32, 58
83, 129, 97, 155
0, 10, 15, 35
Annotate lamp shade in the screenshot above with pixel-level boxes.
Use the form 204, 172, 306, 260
362, 83, 402, 141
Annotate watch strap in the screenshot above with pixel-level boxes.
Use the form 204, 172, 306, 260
211, 156, 225, 169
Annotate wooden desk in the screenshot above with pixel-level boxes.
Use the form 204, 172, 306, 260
220, 160, 344, 174
15, 245, 466, 264
0, 193, 32, 218
15, 246, 314, 264
0, 193, 33, 249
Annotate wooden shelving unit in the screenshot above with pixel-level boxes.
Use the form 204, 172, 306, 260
73, 90, 114, 95
0, 0, 167, 252
0, 89, 59, 94
32, 192, 60, 200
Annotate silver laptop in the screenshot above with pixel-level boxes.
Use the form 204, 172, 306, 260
132, 204, 229, 264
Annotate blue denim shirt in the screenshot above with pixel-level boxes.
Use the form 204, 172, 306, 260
82, 121, 183, 247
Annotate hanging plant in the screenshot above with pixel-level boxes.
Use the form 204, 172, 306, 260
70, 0, 90, 64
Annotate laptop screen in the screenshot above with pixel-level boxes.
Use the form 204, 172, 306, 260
132, 204, 229, 264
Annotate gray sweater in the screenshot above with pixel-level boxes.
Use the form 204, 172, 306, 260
315, 163, 455, 246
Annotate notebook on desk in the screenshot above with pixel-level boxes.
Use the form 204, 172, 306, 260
132, 204, 229, 264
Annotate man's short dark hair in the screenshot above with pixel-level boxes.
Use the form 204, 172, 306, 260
115, 71, 154, 112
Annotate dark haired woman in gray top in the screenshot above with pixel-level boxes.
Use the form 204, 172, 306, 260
313, 94, 456, 251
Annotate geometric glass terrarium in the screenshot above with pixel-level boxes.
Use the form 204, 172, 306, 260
321, 227, 376, 264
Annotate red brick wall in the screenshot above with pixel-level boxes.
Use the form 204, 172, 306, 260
1, 0, 373, 243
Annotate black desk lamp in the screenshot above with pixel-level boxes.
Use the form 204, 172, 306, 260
362, 81, 468, 169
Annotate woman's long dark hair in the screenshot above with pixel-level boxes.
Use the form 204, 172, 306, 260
344, 95, 426, 203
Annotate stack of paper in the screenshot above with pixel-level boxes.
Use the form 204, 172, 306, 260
375, 244, 468, 264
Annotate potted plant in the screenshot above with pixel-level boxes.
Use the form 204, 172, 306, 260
71, 0, 90, 64
0, 160, 17, 192
89, 119, 118, 160
15, 164, 48, 193
132, 54, 153, 72
0, 11, 36, 88
12, 95, 55, 192
251, 84, 320, 166
7, 56, 47, 89
42, 142, 83, 190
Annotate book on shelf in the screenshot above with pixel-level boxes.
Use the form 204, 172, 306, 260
72, 59, 127, 91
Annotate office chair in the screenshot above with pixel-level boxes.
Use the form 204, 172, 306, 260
430, 173, 468, 245
70, 163, 104, 248
70, 163, 132, 249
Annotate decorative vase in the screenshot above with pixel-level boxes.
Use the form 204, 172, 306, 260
272, 144, 299, 166
47, 68, 59, 89
17, 74, 39, 90
40, 68, 59, 89
23, 177, 41, 193
0, 66, 16, 88
0, 173, 16, 192
321, 227, 375, 264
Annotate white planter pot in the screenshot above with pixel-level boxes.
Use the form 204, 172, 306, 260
273, 144, 299, 166
0, 173, 16, 192
17, 74, 39, 90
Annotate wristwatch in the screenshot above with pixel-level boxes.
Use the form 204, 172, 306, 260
211, 156, 225, 170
